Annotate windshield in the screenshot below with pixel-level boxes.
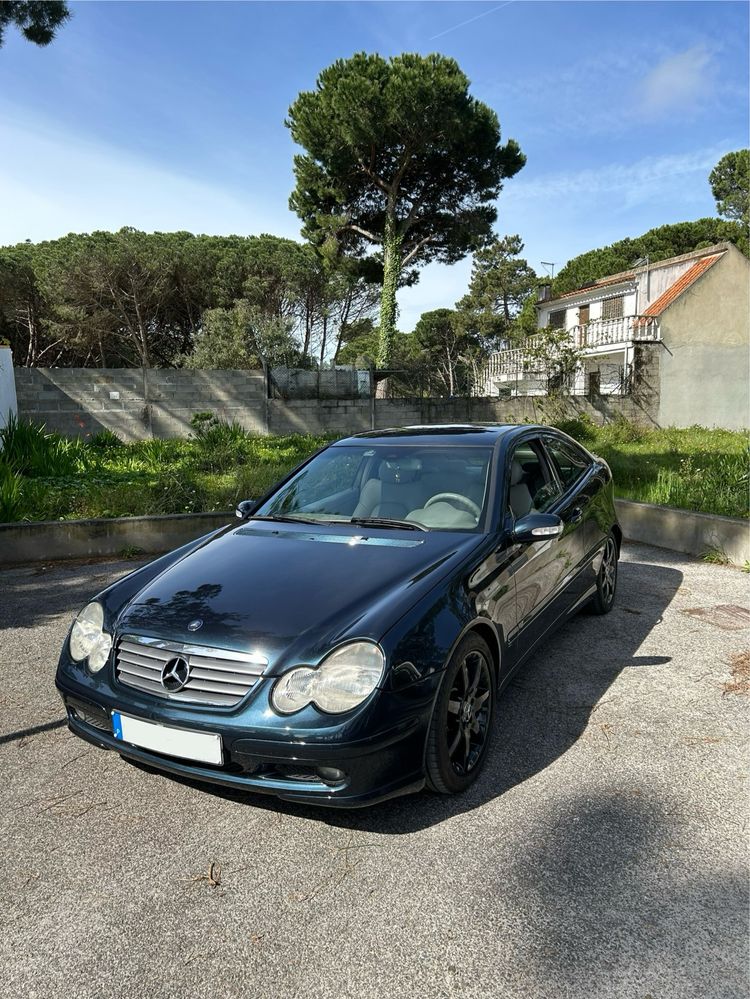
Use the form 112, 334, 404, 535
254, 445, 494, 531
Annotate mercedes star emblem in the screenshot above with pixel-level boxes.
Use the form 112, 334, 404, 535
161, 656, 190, 692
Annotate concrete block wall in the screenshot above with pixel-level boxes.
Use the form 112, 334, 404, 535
15, 367, 662, 441
373, 394, 660, 429
15, 368, 266, 441
268, 399, 373, 436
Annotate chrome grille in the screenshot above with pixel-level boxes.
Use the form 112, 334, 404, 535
115, 635, 268, 707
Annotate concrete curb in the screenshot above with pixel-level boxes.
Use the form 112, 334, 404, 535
0, 512, 233, 566
615, 499, 749, 565
0, 503, 747, 568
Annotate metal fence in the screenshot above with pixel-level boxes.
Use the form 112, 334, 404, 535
268, 365, 371, 400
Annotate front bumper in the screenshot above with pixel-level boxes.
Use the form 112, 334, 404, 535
56, 664, 437, 808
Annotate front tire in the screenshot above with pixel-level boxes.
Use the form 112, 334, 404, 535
425, 634, 496, 795
589, 533, 618, 615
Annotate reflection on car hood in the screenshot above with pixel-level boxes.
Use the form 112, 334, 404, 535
117, 521, 481, 670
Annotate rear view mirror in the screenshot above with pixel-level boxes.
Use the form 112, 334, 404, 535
235, 499, 257, 520
512, 512, 564, 543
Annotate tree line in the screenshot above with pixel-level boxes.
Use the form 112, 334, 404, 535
552, 217, 748, 297
0, 230, 380, 369
0, 225, 541, 403
2, 212, 745, 400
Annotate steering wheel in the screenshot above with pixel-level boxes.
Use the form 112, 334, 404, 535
424, 493, 481, 518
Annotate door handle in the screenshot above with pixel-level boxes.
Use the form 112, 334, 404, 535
569, 507, 583, 524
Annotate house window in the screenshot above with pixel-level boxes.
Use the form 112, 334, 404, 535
601, 296, 624, 320
548, 309, 566, 330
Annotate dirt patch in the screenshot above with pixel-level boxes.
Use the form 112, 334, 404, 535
723, 651, 750, 696
682, 605, 750, 632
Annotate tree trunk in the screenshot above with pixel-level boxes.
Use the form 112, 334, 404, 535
302, 296, 313, 358
446, 348, 455, 396
377, 210, 402, 367
319, 313, 328, 368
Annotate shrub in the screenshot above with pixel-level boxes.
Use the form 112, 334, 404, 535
596, 416, 647, 446
187, 413, 252, 473
553, 414, 598, 443
0, 415, 90, 477
190, 414, 248, 448
88, 429, 124, 449
0, 461, 26, 522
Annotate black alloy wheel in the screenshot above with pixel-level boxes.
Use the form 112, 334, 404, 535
425, 633, 496, 794
590, 533, 618, 615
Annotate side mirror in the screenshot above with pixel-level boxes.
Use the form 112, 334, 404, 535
512, 512, 564, 544
235, 499, 257, 520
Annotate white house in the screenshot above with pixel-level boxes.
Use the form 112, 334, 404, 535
480, 242, 750, 429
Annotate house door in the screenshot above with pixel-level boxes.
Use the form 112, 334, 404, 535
578, 305, 590, 345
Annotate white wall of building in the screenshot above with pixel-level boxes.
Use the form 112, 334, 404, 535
636, 249, 723, 310
656, 247, 749, 430
0, 346, 18, 433
537, 284, 637, 329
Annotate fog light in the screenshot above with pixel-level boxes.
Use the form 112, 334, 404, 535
67, 697, 110, 731
316, 766, 345, 784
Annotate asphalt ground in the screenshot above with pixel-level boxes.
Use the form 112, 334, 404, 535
0, 543, 748, 999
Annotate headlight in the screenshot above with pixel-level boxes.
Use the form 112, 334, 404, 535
69, 601, 112, 673
271, 642, 385, 715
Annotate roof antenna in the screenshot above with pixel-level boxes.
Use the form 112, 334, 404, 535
540, 261, 555, 279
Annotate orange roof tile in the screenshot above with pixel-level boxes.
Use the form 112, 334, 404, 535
644, 253, 723, 317
554, 271, 635, 300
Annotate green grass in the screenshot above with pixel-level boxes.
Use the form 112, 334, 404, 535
553, 417, 749, 519
0, 414, 747, 523
0, 415, 330, 522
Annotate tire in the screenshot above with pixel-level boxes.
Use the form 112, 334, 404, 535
425, 633, 496, 794
589, 532, 618, 615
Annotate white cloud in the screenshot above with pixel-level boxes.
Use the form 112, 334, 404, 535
493, 144, 730, 283
0, 111, 300, 245
503, 145, 728, 211
637, 45, 714, 118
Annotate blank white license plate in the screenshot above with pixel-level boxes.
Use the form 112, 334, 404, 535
112, 711, 223, 765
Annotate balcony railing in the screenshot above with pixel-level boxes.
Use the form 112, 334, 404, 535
571, 314, 660, 348
483, 315, 660, 379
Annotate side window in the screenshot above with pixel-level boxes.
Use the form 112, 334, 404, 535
545, 438, 592, 491
508, 440, 562, 518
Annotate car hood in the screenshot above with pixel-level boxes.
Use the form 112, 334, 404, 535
116, 521, 482, 671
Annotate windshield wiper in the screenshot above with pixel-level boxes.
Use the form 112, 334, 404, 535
250, 513, 428, 532
249, 514, 325, 526
346, 516, 428, 533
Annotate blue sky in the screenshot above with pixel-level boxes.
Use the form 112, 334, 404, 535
1, 0, 748, 331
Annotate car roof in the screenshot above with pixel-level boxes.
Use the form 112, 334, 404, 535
332, 424, 551, 447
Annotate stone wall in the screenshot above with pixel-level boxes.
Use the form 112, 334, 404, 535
14, 366, 662, 440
